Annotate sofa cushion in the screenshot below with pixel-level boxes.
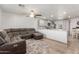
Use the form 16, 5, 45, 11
0, 32, 6, 39
4, 28, 35, 33
0, 36, 6, 46
0, 31, 11, 43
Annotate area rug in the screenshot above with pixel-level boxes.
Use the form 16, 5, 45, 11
26, 39, 63, 54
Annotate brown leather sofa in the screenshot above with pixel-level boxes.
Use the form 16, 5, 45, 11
4, 28, 43, 40
4, 28, 35, 39
0, 28, 43, 54
0, 40, 26, 54
32, 32, 43, 40
0, 31, 26, 54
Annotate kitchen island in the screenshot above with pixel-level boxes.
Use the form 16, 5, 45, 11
37, 29, 68, 44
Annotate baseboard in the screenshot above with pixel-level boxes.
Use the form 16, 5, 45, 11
44, 37, 67, 46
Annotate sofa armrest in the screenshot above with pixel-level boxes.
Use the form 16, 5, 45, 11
0, 51, 11, 54
0, 40, 26, 51
35, 31, 42, 34
34, 31, 44, 35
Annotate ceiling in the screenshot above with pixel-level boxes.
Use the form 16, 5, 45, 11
0, 4, 79, 20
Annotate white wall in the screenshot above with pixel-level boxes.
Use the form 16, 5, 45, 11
1, 9, 79, 36
0, 12, 38, 29
55, 18, 79, 35
0, 9, 2, 28
0, 10, 70, 32
55, 20, 69, 31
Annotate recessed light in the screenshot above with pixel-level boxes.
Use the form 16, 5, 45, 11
63, 11, 66, 14
68, 16, 70, 18
50, 15, 53, 17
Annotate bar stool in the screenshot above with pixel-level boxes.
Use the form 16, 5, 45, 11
72, 28, 77, 39
76, 29, 79, 40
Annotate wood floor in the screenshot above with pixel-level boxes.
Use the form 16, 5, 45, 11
26, 37, 79, 54
43, 37, 79, 53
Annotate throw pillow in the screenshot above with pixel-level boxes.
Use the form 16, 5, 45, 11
0, 36, 6, 46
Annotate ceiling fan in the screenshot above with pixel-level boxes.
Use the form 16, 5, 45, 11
29, 9, 42, 18
18, 4, 42, 18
